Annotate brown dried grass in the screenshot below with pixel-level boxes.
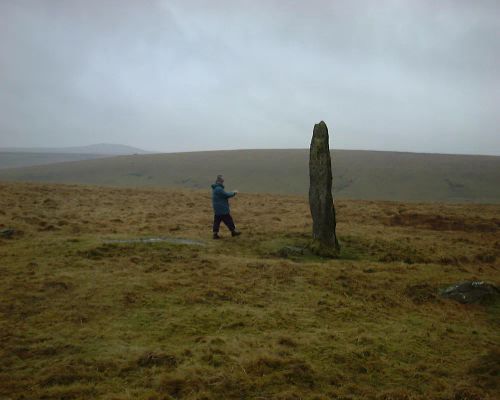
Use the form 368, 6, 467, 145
0, 181, 498, 399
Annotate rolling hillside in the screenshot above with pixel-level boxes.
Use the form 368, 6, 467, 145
0, 144, 151, 170
0, 149, 499, 203
0, 152, 109, 170
0, 143, 149, 155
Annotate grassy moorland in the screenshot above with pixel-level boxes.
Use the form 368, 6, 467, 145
0, 181, 498, 400
0, 144, 149, 170
0, 149, 499, 203
0, 152, 108, 170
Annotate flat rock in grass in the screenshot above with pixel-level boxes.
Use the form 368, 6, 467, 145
277, 246, 306, 258
441, 281, 499, 304
103, 237, 205, 246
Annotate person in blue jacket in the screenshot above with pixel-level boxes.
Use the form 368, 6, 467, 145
211, 175, 241, 239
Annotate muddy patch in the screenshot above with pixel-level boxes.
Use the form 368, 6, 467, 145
0, 228, 23, 239
137, 352, 178, 369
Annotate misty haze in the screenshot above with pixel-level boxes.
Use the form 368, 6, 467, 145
1, 0, 499, 155
0, 2, 499, 400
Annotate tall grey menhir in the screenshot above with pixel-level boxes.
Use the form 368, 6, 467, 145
309, 121, 340, 256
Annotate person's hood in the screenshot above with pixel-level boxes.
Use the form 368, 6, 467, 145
211, 183, 224, 189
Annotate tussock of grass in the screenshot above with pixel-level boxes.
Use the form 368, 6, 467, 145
0, 181, 498, 399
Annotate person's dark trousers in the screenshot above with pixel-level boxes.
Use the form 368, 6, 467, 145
213, 214, 236, 233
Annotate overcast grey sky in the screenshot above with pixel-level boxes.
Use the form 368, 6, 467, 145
1, 0, 499, 154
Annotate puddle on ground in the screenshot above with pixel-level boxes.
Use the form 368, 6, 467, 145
103, 237, 205, 246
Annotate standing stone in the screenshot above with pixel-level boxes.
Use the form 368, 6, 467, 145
309, 121, 340, 256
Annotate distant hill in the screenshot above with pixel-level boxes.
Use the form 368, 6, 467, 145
0, 143, 149, 155
0, 152, 111, 170
0, 149, 499, 203
0, 143, 151, 169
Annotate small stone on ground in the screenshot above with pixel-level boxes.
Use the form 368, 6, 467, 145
441, 281, 499, 304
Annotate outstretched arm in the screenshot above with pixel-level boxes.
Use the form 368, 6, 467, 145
222, 189, 236, 198
215, 187, 236, 198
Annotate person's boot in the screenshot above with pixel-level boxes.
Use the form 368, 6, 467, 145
231, 230, 241, 237
213, 232, 221, 239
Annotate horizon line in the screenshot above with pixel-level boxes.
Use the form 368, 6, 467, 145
1, 146, 499, 158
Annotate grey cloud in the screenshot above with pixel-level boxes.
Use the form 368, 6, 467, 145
0, 0, 498, 154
